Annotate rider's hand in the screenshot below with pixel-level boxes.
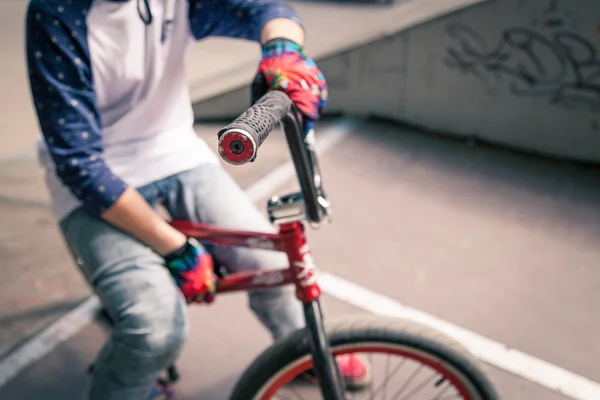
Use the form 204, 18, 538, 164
252, 38, 328, 130
163, 238, 217, 304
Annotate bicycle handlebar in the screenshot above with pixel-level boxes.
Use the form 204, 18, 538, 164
217, 91, 329, 226
217, 91, 292, 165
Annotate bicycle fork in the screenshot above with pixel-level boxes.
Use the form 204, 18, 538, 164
278, 221, 346, 400
303, 300, 347, 400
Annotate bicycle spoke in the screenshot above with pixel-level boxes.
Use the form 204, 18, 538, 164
398, 370, 439, 400
390, 364, 424, 400
280, 374, 315, 400
287, 383, 306, 400
368, 358, 408, 400
383, 354, 390, 400
369, 352, 375, 400
300, 372, 319, 385
274, 391, 300, 400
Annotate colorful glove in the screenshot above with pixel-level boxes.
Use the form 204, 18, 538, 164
252, 38, 328, 131
163, 238, 217, 304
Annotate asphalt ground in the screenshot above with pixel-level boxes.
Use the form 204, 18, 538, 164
0, 118, 599, 399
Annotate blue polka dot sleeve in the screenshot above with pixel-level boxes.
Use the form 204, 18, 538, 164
188, 0, 303, 41
26, 1, 128, 216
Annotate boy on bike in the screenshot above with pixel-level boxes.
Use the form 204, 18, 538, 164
25, 0, 370, 398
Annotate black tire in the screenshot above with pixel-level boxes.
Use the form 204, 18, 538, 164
229, 314, 499, 400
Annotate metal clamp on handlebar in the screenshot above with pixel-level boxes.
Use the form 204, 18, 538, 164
268, 191, 331, 228
267, 192, 305, 225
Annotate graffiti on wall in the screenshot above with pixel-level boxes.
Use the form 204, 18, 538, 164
442, 3, 600, 113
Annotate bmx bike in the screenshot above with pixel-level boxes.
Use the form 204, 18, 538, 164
141, 91, 500, 400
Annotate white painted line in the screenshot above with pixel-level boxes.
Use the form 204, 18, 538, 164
0, 296, 101, 387
0, 120, 354, 389
319, 272, 600, 400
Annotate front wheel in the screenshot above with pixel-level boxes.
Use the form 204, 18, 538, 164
230, 315, 498, 400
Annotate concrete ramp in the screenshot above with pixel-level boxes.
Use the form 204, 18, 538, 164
192, 0, 600, 164
188, 0, 489, 114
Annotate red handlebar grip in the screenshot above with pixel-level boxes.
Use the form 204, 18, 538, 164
217, 129, 257, 165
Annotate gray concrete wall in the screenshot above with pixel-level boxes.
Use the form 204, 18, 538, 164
413, 0, 599, 162
197, 0, 600, 163
322, 0, 600, 162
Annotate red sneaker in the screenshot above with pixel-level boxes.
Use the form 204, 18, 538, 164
302, 353, 372, 391
336, 353, 372, 390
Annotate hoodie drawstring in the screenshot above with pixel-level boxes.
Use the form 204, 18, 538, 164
137, 0, 153, 25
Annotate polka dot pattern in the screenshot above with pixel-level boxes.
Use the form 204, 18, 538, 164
26, 0, 127, 215
188, 0, 302, 41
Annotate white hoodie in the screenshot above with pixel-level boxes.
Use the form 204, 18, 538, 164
26, 0, 300, 220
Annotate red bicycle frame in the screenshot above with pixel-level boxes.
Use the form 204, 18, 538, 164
172, 92, 346, 400
171, 217, 346, 399
171, 219, 322, 303
171, 218, 348, 400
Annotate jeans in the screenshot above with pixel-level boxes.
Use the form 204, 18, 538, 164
59, 163, 305, 400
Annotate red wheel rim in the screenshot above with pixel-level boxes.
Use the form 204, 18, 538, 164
258, 344, 478, 400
